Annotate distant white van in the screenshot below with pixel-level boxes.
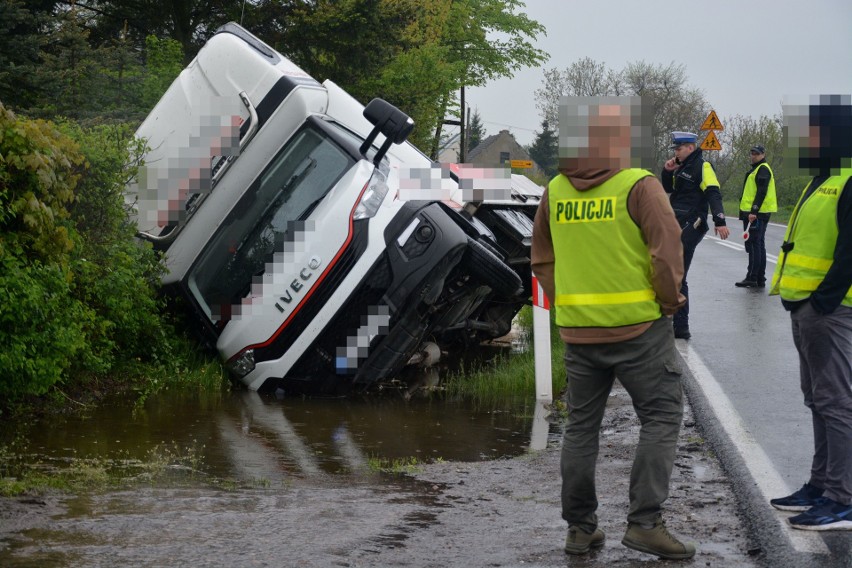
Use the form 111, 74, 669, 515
126, 23, 541, 395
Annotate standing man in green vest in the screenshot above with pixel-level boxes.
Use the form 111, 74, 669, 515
736, 144, 777, 288
768, 95, 852, 530
532, 96, 695, 559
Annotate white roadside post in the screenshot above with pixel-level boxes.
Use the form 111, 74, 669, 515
532, 274, 553, 401
529, 274, 553, 451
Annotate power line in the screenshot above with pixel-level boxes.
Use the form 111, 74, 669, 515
480, 120, 538, 133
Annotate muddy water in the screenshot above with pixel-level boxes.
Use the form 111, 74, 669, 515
1, 352, 567, 567
1, 384, 762, 568
2, 389, 547, 484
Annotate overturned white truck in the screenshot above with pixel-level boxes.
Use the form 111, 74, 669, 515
127, 23, 541, 395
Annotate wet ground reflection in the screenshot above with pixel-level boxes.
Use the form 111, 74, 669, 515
3, 390, 555, 484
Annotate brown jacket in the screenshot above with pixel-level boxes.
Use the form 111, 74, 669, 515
531, 167, 686, 344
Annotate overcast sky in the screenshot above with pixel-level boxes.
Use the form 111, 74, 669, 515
464, 0, 852, 147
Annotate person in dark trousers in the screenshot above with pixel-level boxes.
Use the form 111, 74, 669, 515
768, 94, 852, 531
660, 132, 730, 339
736, 144, 777, 288
532, 96, 694, 559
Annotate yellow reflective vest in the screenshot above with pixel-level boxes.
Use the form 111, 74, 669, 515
770, 174, 852, 306
740, 162, 777, 213
548, 169, 662, 328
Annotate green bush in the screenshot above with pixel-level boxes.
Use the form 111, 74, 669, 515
0, 254, 89, 396
0, 105, 81, 265
0, 103, 202, 401
56, 120, 174, 375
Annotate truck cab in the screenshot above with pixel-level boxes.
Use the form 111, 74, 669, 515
127, 23, 541, 394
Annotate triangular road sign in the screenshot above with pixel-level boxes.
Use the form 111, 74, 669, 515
700, 110, 724, 131
700, 131, 722, 151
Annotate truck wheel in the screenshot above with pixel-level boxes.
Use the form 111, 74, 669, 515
462, 237, 523, 297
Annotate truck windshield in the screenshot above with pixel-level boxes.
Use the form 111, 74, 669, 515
187, 125, 354, 323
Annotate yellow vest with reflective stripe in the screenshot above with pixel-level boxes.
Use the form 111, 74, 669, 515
740, 162, 778, 212
770, 174, 852, 306
548, 169, 662, 328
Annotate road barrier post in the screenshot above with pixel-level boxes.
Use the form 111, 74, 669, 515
532, 275, 552, 402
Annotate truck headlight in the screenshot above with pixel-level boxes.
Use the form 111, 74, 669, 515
226, 349, 255, 377
353, 169, 389, 220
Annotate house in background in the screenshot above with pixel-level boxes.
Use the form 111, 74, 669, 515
437, 131, 461, 163
466, 129, 542, 177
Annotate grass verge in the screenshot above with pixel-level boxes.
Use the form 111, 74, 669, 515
442, 306, 564, 405
723, 200, 792, 225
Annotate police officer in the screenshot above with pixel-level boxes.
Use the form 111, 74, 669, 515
768, 95, 852, 531
532, 97, 694, 559
736, 144, 777, 288
661, 132, 730, 339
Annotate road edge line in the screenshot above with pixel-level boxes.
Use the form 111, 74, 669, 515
675, 341, 830, 556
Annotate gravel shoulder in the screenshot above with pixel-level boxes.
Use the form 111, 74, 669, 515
0, 383, 758, 567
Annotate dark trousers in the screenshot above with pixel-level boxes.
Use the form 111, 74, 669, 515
791, 303, 852, 505
673, 218, 708, 330
742, 216, 769, 284
560, 317, 684, 529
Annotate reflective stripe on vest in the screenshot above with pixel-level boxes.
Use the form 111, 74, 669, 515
740, 162, 778, 212
770, 174, 852, 306
548, 169, 662, 328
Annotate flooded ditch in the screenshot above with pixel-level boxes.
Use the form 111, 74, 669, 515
0, 338, 762, 568
0, 356, 570, 567
1, 387, 554, 486
0, 379, 759, 568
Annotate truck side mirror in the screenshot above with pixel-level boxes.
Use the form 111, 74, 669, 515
360, 98, 414, 165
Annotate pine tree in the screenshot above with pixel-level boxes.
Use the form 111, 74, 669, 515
466, 109, 486, 154
528, 118, 558, 178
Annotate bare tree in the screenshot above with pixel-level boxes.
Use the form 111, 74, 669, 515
713, 112, 805, 207
534, 59, 709, 170
534, 57, 618, 125
621, 61, 708, 168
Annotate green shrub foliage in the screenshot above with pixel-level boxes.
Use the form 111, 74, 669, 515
0, 255, 89, 396
0, 104, 178, 399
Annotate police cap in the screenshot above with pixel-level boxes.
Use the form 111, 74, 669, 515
670, 131, 698, 148
750, 144, 766, 154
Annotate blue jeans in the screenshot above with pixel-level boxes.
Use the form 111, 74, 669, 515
743, 216, 769, 283
560, 317, 684, 529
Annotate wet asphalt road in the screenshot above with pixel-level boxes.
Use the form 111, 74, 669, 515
678, 221, 852, 567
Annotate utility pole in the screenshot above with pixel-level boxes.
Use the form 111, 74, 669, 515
459, 85, 466, 163
438, 87, 466, 162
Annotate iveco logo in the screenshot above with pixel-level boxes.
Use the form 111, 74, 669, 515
274, 255, 322, 314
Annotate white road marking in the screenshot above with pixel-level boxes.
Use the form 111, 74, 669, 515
708, 236, 778, 263
716, 240, 744, 252
676, 343, 830, 555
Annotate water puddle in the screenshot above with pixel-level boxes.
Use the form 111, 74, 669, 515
1, 346, 562, 568
2, 389, 555, 485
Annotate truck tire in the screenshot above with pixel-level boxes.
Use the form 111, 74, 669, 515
462, 237, 523, 297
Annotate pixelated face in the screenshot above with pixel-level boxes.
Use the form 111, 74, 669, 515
587, 104, 631, 164
749, 150, 765, 164
557, 95, 654, 169
782, 99, 813, 153
783, 94, 852, 175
